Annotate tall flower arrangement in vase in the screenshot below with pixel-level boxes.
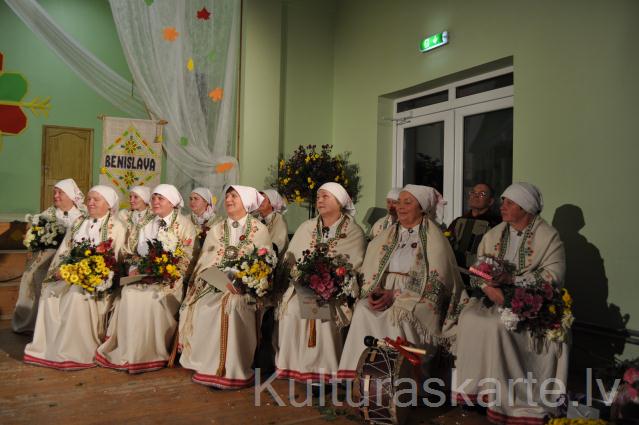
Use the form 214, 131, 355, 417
266, 144, 361, 218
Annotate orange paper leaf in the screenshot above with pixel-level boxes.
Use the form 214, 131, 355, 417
163, 27, 179, 42
208, 87, 223, 102
215, 162, 234, 173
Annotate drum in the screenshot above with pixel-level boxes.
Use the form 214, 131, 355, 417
354, 345, 415, 425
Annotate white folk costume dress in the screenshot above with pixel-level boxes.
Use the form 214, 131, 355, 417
178, 213, 271, 389
262, 211, 289, 256
23, 212, 125, 370
276, 214, 365, 383
95, 210, 195, 373
338, 216, 467, 379
369, 214, 396, 240
12, 205, 84, 334
453, 216, 567, 425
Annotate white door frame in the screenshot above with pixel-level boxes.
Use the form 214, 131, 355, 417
394, 110, 455, 224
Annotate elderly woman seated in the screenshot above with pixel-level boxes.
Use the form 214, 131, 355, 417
276, 182, 366, 384
338, 184, 466, 380
12, 178, 86, 334
24, 185, 125, 370
178, 185, 272, 389
453, 182, 567, 425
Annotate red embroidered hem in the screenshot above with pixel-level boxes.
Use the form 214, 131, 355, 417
23, 354, 96, 370
276, 368, 335, 383
95, 352, 166, 374
191, 372, 254, 389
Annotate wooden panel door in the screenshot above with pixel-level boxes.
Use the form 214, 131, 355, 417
41, 125, 93, 210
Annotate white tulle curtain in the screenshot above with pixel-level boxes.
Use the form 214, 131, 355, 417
4, 0, 147, 118
109, 0, 240, 198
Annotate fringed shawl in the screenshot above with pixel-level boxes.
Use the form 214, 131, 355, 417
279, 215, 366, 324
470, 216, 565, 290
359, 216, 467, 350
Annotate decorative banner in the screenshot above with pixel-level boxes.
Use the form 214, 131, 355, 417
100, 116, 162, 208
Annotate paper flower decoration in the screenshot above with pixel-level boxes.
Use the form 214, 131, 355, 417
208, 87, 223, 102
197, 7, 211, 20
215, 162, 234, 173
179, 136, 189, 147
163, 27, 179, 42
0, 52, 51, 152
187, 58, 194, 71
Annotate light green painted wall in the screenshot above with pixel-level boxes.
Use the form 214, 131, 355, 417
238, 0, 282, 190
278, 0, 337, 229
0, 0, 134, 214
279, 0, 639, 356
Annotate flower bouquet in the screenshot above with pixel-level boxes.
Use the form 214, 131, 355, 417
221, 246, 277, 299
23, 212, 65, 251
292, 249, 359, 305
58, 239, 117, 296
137, 234, 185, 286
469, 255, 515, 282
610, 367, 639, 423
498, 284, 574, 342
267, 144, 361, 218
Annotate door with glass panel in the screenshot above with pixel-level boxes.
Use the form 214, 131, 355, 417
395, 111, 454, 224
453, 97, 513, 219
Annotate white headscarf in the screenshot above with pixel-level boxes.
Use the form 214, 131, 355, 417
227, 185, 264, 213
501, 182, 543, 215
54, 178, 85, 208
191, 187, 213, 206
191, 187, 216, 222
153, 184, 184, 208
318, 182, 356, 217
386, 187, 401, 201
89, 185, 119, 214
402, 184, 446, 224
262, 189, 287, 214
130, 185, 151, 204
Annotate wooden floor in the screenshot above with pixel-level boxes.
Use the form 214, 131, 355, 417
0, 321, 490, 425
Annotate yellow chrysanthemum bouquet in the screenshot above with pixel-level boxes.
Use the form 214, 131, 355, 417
221, 247, 277, 299
267, 144, 361, 218
58, 239, 117, 295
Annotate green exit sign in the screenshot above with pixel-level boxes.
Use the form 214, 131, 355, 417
420, 31, 448, 52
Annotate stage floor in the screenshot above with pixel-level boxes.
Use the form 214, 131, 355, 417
0, 320, 490, 425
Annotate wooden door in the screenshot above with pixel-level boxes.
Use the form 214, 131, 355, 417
41, 125, 93, 210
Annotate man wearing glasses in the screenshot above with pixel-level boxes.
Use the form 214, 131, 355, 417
448, 183, 501, 272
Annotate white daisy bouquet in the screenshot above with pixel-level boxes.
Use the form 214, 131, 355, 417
23, 212, 65, 251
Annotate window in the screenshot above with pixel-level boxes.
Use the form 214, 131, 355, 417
393, 68, 513, 224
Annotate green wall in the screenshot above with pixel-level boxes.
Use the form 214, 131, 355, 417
0, 0, 134, 214
279, 0, 639, 357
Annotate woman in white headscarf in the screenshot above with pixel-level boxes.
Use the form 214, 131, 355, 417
337, 184, 466, 379
257, 189, 289, 256
178, 185, 272, 389
369, 187, 401, 240
12, 179, 87, 334
95, 184, 196, 373
118, 186, 152, 224
188, 187, 218, 262
276, 182, 366, 384
453, 182, 567, 424
24, 185, 125, 370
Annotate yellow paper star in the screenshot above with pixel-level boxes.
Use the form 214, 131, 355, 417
208, 87, 223, 102
163, 27, 179, 42
187, 58, 194, 71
